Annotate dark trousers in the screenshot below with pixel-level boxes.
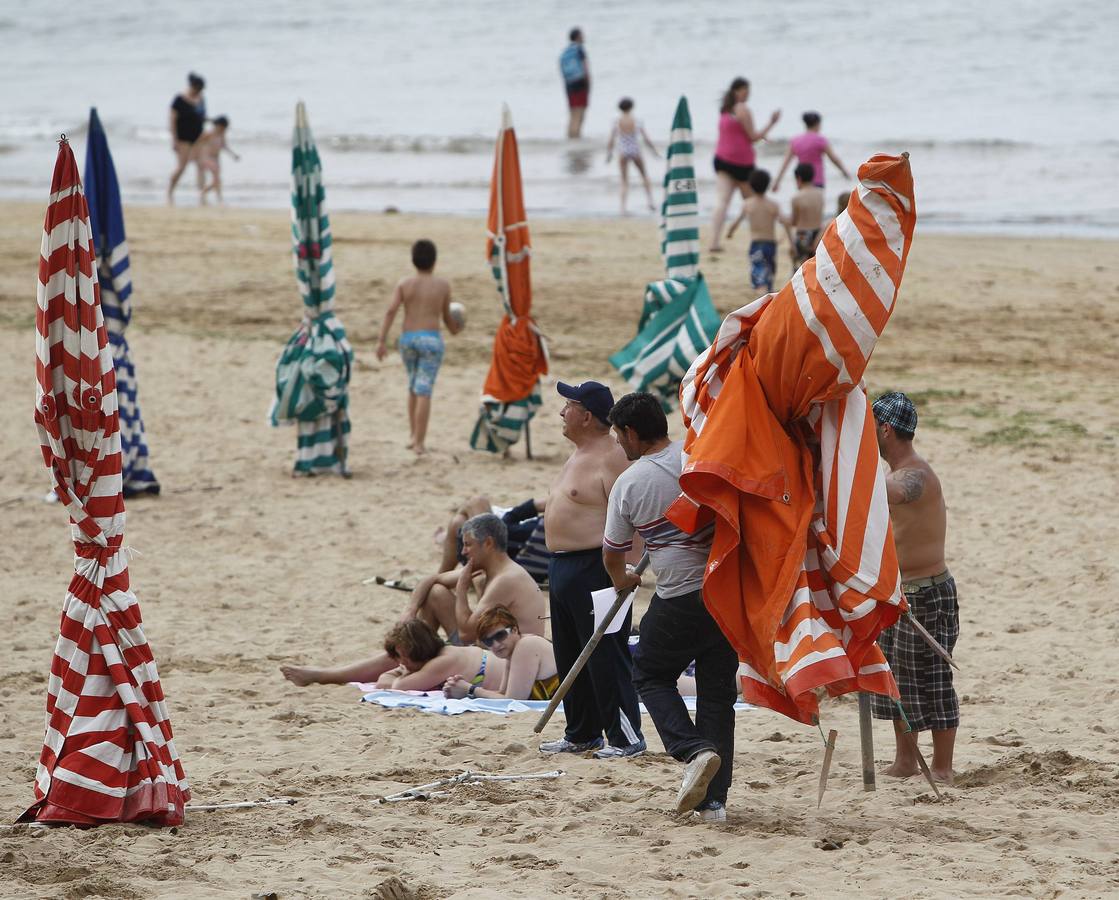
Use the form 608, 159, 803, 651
632, 589, 738, 804
549, 550, 643, 747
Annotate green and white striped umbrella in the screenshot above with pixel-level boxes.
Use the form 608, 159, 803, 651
270, 101, 353, 476
610, 96, 719, 410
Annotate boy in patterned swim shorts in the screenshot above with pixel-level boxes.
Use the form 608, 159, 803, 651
377, 240, 462, 454
869, 391, 961, 785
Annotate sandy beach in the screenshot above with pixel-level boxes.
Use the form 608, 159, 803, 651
1, 201, 1117, 898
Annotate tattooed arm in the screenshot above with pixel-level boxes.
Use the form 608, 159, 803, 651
886, 467, 926, 505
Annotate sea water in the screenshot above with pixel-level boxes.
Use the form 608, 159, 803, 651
1, 0, 1116, 235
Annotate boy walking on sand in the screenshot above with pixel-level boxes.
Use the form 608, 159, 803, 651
377, 240, 462, 454
726, 169, 793, 293
790, 162, 825, 270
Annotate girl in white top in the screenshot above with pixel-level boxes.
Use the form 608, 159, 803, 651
606, 97, 659, 215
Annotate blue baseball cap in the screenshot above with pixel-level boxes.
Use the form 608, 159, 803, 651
557, 380, 614, 425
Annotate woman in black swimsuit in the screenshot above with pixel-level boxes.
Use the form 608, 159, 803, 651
167, 72, 207, 204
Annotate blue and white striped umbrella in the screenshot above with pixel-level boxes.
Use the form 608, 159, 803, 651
84, 108, 159, 496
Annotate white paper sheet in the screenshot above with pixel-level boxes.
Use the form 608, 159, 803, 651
591, 586, 632, 634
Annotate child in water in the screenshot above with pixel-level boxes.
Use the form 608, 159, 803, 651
605, 98, 659, 214
198, 116, 240, 204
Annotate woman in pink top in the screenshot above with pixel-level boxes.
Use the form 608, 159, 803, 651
710, 77, 780, 252
773, 111, 850, 192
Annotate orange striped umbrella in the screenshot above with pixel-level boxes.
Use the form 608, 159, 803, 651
667, 154, 915, 725
471, 107, 548, 453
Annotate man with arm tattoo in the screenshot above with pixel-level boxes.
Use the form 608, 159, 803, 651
870, 391, 960, 785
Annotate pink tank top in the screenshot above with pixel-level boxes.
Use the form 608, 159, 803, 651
791, 132, 829, 187
715, 111, 754, 167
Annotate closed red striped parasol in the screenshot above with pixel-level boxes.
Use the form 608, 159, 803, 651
25, 138, 188, 825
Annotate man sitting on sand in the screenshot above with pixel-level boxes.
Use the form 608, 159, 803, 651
870, 391, 960, 784
443, 606, 560, 701
402, 513, 546, 645
376, 239, 462, 454
280, 618, 506, 693
437, 494, 549, 581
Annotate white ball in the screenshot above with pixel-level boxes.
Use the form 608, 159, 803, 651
449, 301, 466, 328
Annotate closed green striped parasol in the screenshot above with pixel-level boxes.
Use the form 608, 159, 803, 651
610, 96, 719, 410
271, 101, 353, 476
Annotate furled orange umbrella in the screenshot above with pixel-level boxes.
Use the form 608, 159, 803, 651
469, 106, 548, 455
668, 154, 916, 725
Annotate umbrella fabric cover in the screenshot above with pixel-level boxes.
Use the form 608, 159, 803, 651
271, 102, 352, 476
610, 97, 718, 410
470, 108, 548, 454
667, 154, 916, 725
84, 108, 159, 496
28, 140, 187, 825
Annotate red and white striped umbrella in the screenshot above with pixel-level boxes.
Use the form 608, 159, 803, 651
25, 138, 188, 825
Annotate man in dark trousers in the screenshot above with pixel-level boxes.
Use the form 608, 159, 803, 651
540, 381, 645, 758
603, 392, 738, 822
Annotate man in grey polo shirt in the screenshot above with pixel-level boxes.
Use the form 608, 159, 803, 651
602, 392, 738, 823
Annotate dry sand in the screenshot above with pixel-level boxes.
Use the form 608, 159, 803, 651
1, 200, 1117, 899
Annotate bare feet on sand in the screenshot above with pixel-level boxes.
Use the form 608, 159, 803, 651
931, 768, 956, 785
280, 665, 317, 687
883, 761, 920, 778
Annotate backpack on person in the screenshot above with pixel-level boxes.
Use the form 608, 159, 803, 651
560, 44, 586, 84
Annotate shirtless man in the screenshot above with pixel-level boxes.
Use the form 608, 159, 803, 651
869, 391, 960, 784
726, 169, 794, 293
401, 513, 545, 645
376, 239, 462, 454
789, 162, 824, 270
539, 381, 646, 758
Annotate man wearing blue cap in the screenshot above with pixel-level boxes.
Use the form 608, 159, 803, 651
870, 391, 959, 785
539, 381, 646, 758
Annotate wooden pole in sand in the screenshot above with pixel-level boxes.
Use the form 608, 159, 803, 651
533, 553, 650, 733
858, 693, 876, 791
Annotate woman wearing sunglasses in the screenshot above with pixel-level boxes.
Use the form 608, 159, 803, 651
443, 606, 559, 701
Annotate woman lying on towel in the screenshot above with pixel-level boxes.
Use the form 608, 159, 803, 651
279, 619, 506, 693
442, 606, 560, 701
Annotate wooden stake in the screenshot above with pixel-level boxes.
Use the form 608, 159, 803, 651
904, 609, 960, 671
858, 693, 876, 792
816, 729, 838, 808
913, 746, 943, 800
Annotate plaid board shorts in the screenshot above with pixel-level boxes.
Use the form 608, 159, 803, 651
871, 574, 960, 731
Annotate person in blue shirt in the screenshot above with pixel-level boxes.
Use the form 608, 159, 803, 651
559, 28, 590, 138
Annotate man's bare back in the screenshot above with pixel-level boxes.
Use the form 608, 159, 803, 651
791, 185, 824, 231
545, 436, 629, 551
885, 454, 947, 579
397, 272, 452, 333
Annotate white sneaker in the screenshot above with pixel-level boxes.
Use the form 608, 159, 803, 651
692, 800, 726, 823
675, 750, 721, 814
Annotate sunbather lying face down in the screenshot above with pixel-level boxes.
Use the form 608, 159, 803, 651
443, 606, 560, 701
279, 618, 505, 693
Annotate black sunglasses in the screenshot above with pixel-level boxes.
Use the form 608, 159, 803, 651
480, 628, 511, 648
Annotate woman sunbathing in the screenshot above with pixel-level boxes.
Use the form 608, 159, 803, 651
280, 619, 505, 693
442, 606, 559, 701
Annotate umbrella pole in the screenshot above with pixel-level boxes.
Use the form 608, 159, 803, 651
858, 693, 876, 791
525, 420, 533, 459
533, 554, 650, 733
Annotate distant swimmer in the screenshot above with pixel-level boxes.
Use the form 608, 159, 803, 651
870, 391, 960, 785
773, 111, 850, 193
376, 239, 463, 454
167, 72, 207, 205
605, 97, 659, 214
709, 77, 780, 253
560, 28, 590, 139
